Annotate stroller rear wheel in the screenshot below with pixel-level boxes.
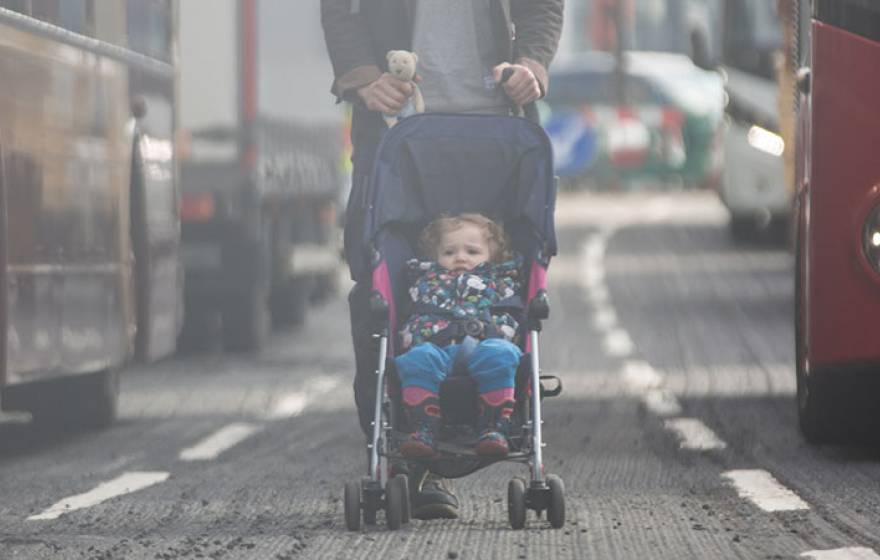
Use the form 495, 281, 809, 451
385, 474, 410, 530
508, 478, 527, 530
547, 474, 566, 529
344, 480, 361, 531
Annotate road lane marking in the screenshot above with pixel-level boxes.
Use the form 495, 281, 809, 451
722, 469, 810, 512
801, 548, 880, 560
265, 376, 342, 420
622, 360, 663, 391
664, 418, 726, 450
643, 388, 682, 417
592, 305, 617, 330
180, 422, 262, 461
28, 471, 169, 521
603, 328, 634, 357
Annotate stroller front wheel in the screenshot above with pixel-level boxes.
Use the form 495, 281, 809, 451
508, 478, 527, 530
344, 480, 361, 531
385, 474, 409, 530
547, 474, 566, 529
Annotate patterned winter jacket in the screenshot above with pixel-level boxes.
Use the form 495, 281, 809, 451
399, 255, 523, 351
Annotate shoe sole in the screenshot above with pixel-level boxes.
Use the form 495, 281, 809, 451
411, 503, 459, 520
400, 441, 437, 459
474, 440, 509, 457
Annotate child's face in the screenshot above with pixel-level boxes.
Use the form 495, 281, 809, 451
436, 223, 491, 272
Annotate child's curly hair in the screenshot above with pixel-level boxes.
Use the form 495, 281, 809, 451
419, 213, 510, 263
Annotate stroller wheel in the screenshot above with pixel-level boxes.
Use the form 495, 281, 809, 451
394, 474, 411, 524
508, 478, 527, 530
547, 474, 566, 529
385, 474, 408, 530
344, 481, 361, 531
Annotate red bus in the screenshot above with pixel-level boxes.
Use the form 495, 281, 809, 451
0, 1, 182, 428
795, 0, 880, 443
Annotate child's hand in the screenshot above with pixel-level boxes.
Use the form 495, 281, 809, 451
493, 63, 541, 107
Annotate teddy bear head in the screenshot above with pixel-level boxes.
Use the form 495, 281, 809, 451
386, 50, 418, 81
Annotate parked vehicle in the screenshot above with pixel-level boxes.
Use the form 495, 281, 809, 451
708, 0, 791, 242
548, 0, 725, 190
177, 0, 344, 352
794, 0, 880, 443
0, 1, 182, 427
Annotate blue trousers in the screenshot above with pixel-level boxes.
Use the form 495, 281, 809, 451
395, 339, 523, 394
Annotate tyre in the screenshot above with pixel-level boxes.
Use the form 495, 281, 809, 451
385, 475, 406, 530
508, 478, 527, 530
222, 281, 269, 353
394, 474, 411, 525
546, 474, 566, 529
11, 369, 120, 431
344, 481, 361, 531
270, 277, 309, 328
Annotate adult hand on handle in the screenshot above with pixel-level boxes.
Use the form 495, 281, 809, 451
356, 73, 418, 116
493, 63, 541, 107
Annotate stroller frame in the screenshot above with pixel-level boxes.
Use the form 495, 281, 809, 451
343, 113, 565, 532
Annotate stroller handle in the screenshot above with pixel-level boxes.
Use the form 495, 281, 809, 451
500, 67, 540, 124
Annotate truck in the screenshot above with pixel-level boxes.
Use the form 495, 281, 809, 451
177, 0, 344, 352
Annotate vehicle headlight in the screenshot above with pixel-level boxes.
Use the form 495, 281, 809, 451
746, 125, 785, 157
862, 204, 880, 273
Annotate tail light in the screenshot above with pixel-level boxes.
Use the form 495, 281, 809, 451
862, 203, 880, 275
180, 192, 216, 223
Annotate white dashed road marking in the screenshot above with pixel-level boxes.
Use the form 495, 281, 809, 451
180, 422, 262, 462
801, 548, 880, 560
722, 469, 810, 512
664, 418, 727, 451
28, 471, 170, 521
603, 328, 635, 357
642, 388, 683, 417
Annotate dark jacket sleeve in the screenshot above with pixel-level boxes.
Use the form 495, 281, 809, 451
510, 0, 564, 95
321, 0, 383, 101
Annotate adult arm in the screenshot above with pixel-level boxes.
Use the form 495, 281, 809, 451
510, 0, 565, 96
320, 0, 382, 101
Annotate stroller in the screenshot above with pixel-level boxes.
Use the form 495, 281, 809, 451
343, 112, 564, 531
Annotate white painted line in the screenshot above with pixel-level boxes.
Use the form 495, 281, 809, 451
722, 469, 810, 512
801, 548, 880, 560
28, 471, 169, 521
643, 389, 682, 417
604, 328, 634, 357
664, 418, 727, 451
592, 305, 617, 330
179, 422, 262, 461
268, 393, 309, 419
587, 285, 610, 304
622, 360, 664, 391
265, 376, 342, 420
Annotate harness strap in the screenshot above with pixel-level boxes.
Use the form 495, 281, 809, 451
449, 335, 479, 378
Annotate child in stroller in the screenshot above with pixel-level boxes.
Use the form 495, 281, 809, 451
396, 213, 524, 459
343, 113, 565, 532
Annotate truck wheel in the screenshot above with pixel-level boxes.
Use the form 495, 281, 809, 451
222, 282, 270, 353
8, 369, 120, 431
270, 277, 310, 328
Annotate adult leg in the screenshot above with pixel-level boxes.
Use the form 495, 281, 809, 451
468, 338, 522, 456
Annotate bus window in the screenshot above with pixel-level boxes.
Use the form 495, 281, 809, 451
126, 0, 172, 62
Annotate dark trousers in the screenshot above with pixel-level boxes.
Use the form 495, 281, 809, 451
349, 280, 379, 435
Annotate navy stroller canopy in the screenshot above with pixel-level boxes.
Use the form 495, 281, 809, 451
365, 114, 557, 257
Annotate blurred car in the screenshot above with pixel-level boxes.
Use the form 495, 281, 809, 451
543, 51, 724, 190
794, 0, 880, 444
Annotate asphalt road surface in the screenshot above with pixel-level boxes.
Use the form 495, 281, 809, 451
2, 191, 880, 560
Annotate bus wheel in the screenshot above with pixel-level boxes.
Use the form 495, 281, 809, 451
15, 369, 120, 431
270, 277, 310, 328
222, 282, 269, 353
